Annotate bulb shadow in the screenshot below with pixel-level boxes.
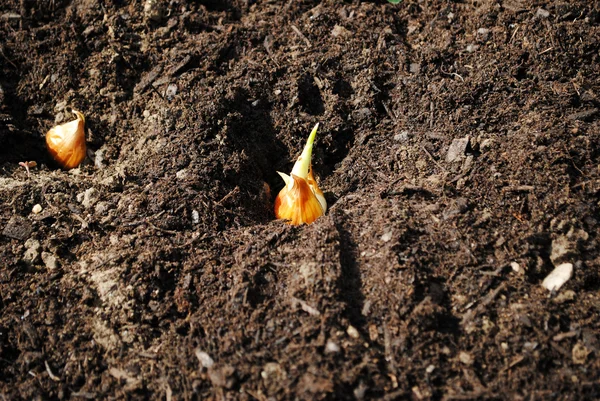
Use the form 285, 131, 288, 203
332, 210, 366, 330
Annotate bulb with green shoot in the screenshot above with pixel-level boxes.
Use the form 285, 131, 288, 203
275, 123, 327, 225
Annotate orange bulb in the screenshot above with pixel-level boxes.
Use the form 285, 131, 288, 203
275, 123, 327, 225
46, 109, 86, 169
275, 171, 325, 225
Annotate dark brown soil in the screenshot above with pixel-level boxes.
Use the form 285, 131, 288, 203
1, 0, 600, 399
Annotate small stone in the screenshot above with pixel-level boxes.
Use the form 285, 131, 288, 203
394, 130, 410, 142
458, 351, 473, 365
331, 24, 351, 38
325, 340, 340, 353
476, 28, 490, 41
466, 44, 479, 53
41, 252, 59, 270
354, 382, 368, 400
32, 204, 43, 214
572, 342, 590, 365
78, 187, 100, 209
191, 210, 200, 225
95, 201, 109, 215
409, 63, 421, 74
347, 325, 360, 339
54, 100, 67, 112
144, 0, 165, 22
24, 239, 41, 265
2, 216, 33, 240
553, 290, 576, 303
550, 235, 576, 264
535, 8, 550, 19
510, 262, 521, 273
542, 263, 573, 292
166, 84, 177, 101
94, 149, 105, 168
461, 155, 474, 174
446, 136, 470, 162
567, 227, 589, 241
381, 230, 393, 242
261, 362, 285, 383
274, 89, 282, 96
195, 349, 214, 369
176, 169, 187, 179
368, 324, 379, 341
479, 138, 494, 151
425, 364, 435, 373
353, 107, 372, 121
208, 365, 236, 389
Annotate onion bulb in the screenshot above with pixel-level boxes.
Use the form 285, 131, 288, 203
46, 109, 86, 169
275, 123, 326, 225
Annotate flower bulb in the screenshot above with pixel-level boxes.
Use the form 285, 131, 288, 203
46, 109, 86, 169
275, 123, 326, 225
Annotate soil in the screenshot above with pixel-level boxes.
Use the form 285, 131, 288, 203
1, 0, 600, 399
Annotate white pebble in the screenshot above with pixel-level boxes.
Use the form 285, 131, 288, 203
195, 349, 214, 368
191, 210, 200, 225
78, 187, 100, 209
325, 340, 340, 353
94, 149, 105, 169
510, 261, 521, 273
176, 169, 187, 179
446, 136, 470, 162
41, 252, 59, 270
32, 204, 43, 214
459, 351, 473, 365
536, 8, 550, 19
347, 325, 360, 339
542, 263, 573, 292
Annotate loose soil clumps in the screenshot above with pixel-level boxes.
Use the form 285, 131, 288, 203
1, 0, 599, 399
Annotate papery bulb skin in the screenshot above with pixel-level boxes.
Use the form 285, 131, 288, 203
274, 123, 327, 225
275, 173, 325, 225
46, 110, 87, 169
307, 165, 326, 213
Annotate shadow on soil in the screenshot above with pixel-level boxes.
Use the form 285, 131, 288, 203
332, 210, 366, 330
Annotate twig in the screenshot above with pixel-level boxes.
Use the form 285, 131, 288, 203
147, 221, 179, 235
45, 361, 61, 382
291, 25, 312, 48
290, 296, 320, 316
440, 66, 464, 82
572, 180, 599, 189
509, 25, 520, 44
0, 45, 18, 69
175, 232, 214, 249
461, 282, 507, 325
381, 101, 397, 122
216, 186, 239, 206
420, 145, 446, 172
